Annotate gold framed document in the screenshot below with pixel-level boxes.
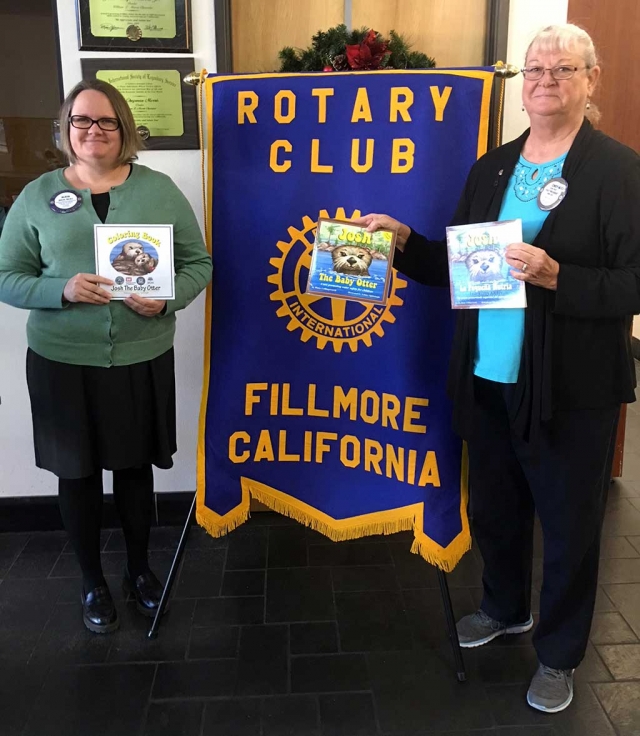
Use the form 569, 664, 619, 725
81, 59, 198, 150
76, 0, 192, 52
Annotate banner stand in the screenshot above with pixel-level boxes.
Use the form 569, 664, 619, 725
147, 62, 521, 680
147, 492, 196, 642
147, 487, 467, 682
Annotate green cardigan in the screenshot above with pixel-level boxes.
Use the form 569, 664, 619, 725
0, 164, 212, 366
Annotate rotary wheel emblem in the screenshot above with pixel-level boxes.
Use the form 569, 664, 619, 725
268, 208, 407, 353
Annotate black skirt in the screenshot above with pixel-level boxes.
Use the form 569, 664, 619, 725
26, 348, 177, 479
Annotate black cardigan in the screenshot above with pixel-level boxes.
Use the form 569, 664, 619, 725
394, 119, 640, 443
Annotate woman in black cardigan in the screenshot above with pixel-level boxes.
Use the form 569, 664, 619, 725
356, 24, 640, 713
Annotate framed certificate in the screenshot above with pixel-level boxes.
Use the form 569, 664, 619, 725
81, 59, 198, 150
95, 224, 175, 300
76, 0, 192, 52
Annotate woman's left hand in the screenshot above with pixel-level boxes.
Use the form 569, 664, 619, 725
124, 294, 166, 316
505, 242, 560, 291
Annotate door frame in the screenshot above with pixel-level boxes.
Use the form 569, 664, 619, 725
214, 0, 510, 84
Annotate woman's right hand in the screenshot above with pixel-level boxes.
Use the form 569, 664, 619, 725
350, 213, 412, 251
63, 274, 113, 305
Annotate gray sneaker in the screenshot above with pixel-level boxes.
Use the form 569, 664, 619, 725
527, 664, 575, 712
456, 609, 534, 648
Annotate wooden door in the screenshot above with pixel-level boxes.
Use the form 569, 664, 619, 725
231, 0, 490, 73
567, 0, 640, 475
568, 0, 640, 152
231, 0, 344, 73
0, 0, 63, 209
352, 0, 489, 68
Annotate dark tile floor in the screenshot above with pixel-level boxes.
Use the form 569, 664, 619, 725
3, 410, 640, 735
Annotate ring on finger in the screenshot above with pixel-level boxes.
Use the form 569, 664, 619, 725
522, 262, 528, 273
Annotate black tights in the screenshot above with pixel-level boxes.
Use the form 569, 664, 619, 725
58, 465, 154, 592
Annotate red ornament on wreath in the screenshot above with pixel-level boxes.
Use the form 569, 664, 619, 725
322, 65, 333, 72
345, 29, 391, 70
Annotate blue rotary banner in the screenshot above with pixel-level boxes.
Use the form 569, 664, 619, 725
198, 69, 494, 570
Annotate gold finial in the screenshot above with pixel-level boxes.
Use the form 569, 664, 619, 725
493, 61, 521, 78
184, 71, 207, 86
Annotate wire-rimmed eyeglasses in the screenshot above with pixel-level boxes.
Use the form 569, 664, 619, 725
69, 115, 120, 131
521, 65, 590, 81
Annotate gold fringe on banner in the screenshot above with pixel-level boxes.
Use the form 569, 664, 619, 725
196, 445, 470, 572
197, 495, 250, 539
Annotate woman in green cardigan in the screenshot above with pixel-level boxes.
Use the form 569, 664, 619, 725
0, 80, 212, 633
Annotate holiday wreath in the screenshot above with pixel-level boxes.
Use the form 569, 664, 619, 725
278, 24, 436, 72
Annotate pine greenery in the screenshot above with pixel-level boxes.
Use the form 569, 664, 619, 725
277, 24, 435, 72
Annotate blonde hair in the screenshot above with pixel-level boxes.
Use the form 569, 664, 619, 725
59, 79, 143, 165
526, 24, 601, 125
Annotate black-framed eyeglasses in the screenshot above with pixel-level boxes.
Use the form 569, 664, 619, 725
69, 115, 120, 131
521, 65, 590, 81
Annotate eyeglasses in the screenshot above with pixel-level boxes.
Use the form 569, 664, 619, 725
69, 115, 120, 131
521, 65, 589, 81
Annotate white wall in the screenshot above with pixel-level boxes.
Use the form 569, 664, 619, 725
502, 0, 569, 143
0, 0, 573, 498
0, 0, 216, 497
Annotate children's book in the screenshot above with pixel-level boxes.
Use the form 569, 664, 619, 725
94, 224, 175, 300
306, 218, 397, 305
445, 219, 526, 309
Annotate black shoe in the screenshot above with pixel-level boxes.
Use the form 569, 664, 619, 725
81, 586, 119, 634
123, 569, 166, 618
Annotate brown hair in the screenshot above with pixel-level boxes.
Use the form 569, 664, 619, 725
59, 79, 143, 165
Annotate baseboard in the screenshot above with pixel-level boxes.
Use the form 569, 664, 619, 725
633, 337, 640, 362
0, 491, 195, 533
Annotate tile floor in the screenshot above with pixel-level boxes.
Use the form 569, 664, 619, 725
2, 399, 640, 735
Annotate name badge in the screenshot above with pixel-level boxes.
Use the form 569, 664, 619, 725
537, 177, 568, 211
50, 190, 83, 214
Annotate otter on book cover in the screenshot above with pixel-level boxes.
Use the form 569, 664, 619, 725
94, 224, 175, 300
445, 219, 526, 309
306, 218, 397, 305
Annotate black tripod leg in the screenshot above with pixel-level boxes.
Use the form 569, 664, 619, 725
148, 491, 197, 639
437, 568, 467, 682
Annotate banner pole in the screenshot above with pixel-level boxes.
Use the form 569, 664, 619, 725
147, 492, 197, 639
492, 61, 521, 147
184, 70, 209, 244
